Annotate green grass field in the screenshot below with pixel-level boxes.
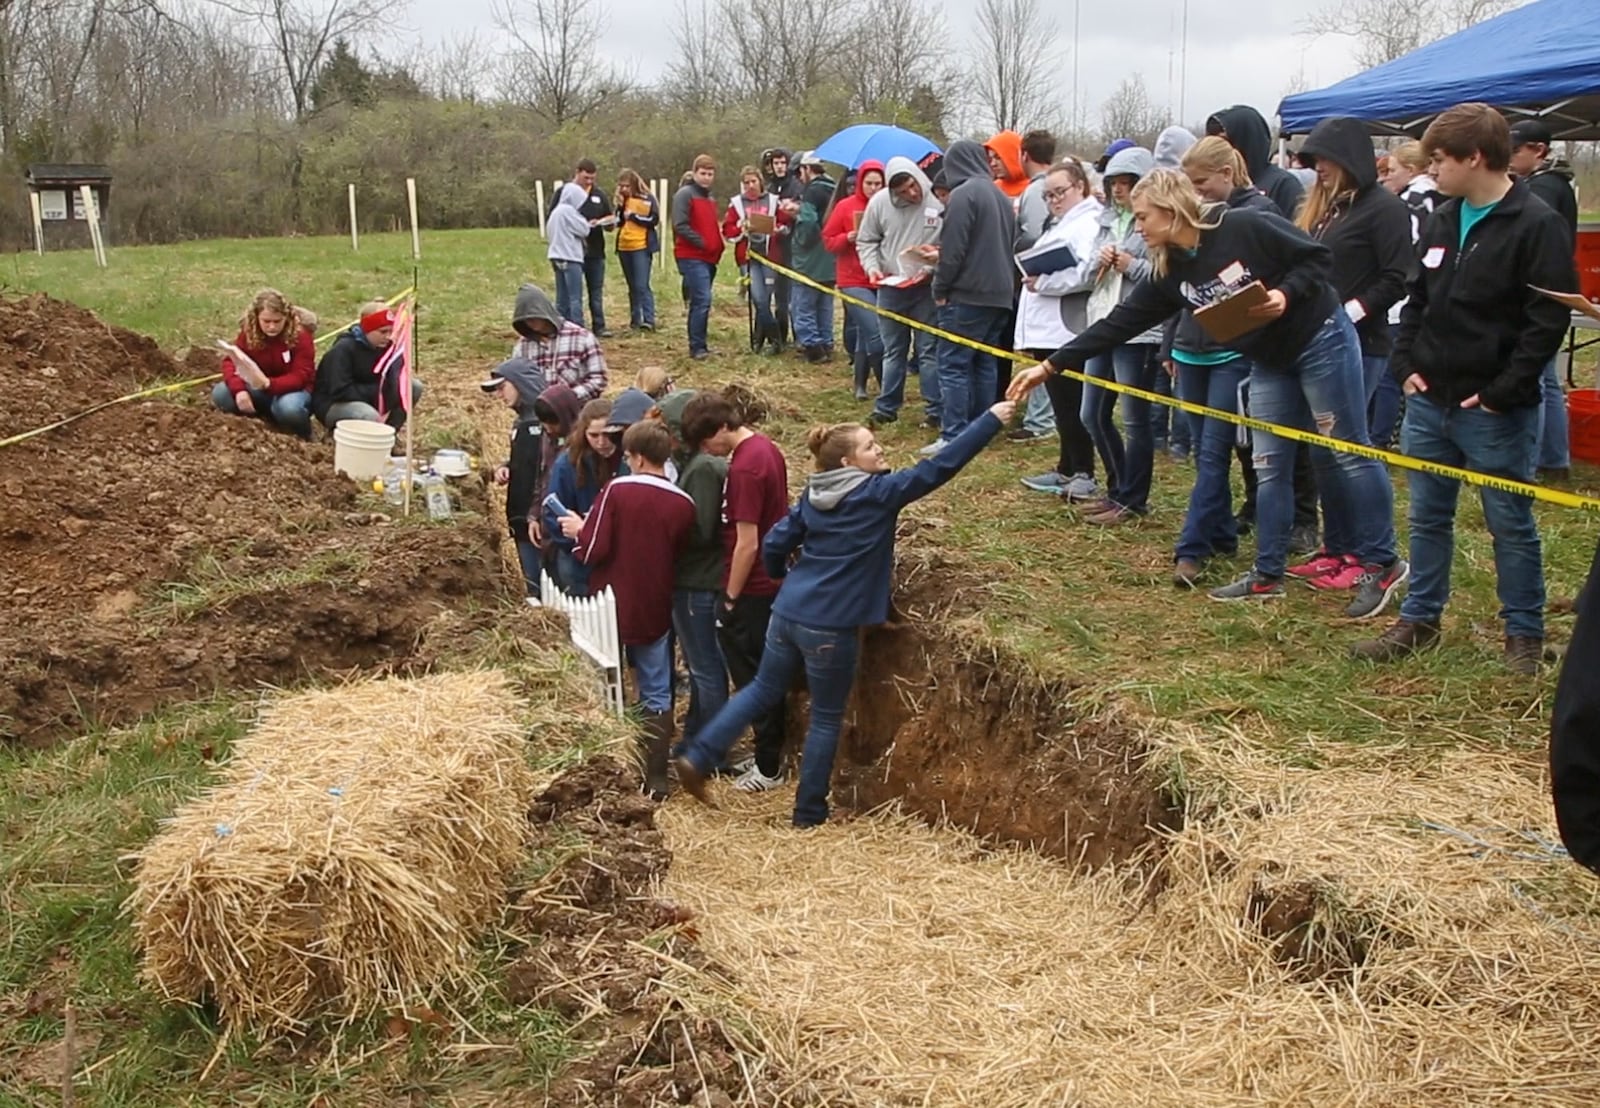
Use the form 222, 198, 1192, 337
4, 228, 1599, 1102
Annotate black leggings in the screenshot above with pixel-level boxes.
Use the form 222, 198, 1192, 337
1026, 350, 1097, 479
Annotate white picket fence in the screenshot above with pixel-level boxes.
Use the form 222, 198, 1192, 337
539, 571, 625, 716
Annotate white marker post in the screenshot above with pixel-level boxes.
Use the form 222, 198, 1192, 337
535, 180, 547, 239
28, 192, 44, 255
79, 184, 107, 267
348, 184, 359, 252
406, 177, 420, 261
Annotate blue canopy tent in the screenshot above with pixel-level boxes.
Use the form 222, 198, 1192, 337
1278, 0, 1600, 137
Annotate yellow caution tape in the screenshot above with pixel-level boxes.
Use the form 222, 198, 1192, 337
757, 257, 1600, 512
0, 287, 414, 450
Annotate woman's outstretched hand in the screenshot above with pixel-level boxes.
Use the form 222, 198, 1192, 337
1007, 364, 1051, 401
989, 399, 1018, 423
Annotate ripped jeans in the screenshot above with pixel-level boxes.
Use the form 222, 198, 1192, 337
1246, 312, 1397, 579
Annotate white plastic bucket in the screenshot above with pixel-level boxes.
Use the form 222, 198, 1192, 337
331, 420, 397, 481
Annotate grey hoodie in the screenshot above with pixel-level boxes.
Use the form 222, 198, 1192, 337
806, 466, 872, 510
512, 283, 564, 338
494, 356, 551, 417
932, 140, 1017, 309
1091, 146, 1160, 342
1153, 126, 1197, 170
856, 155, 943, 279
547, 183, 591, 264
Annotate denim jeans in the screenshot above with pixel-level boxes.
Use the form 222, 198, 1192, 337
790, 282, 835, 349
556, 547, 590, 598
320, 379, 424, 432
1398, 395, 1543, 638
1537, 357, 1571, 469
211, 381, 313, 440
1246, 312, 1397, 579
1022, 385, 1056, 435
1080, 344, 1158, 513
748, 259, 779, 343
1370, 373, 1405, 449
618, 249, 655, 328
626, 631, 673, 714
676, 258, 716, 355
874, 284, 940, 423
552, 259, 585, 326
582, 254, 608, 331
843, 289, 884, 376
1174, 358, 1247, 561
514, 537, 542, 598
673, 588, 728, 745
935, 303, 1010, 439
682, 614, 861, 827
1319, 352, 1394, 555
1149, 366, 1191, 453
717, 593, 785, 777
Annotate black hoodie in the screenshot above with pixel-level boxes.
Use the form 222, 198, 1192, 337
1391, 178, 1576, 411
932, 139, 1017, 309
1047, 205, 1336, 373
1552, 537, 1600, 874
1298, 117, 1413, 357
1207, 106, 1304, 220
1525, 159, 1578, 245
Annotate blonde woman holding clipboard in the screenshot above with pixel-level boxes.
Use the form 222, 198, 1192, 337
1009, 170, 1407, 621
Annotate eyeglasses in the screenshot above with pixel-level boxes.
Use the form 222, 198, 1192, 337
1043, 188, 1074, 201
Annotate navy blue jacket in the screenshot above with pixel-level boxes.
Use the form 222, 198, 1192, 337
763, 413, 1003, 630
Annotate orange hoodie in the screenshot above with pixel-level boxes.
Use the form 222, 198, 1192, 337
985, 130, 1031, 199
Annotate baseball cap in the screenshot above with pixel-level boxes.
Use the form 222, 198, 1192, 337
1095, 138, 1136, 173
1509, 119, 1554, 147
797, 150, 826, 168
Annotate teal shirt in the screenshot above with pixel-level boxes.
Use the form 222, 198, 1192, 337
1459, 199, 1498, 249
1172, 349, 1241, 367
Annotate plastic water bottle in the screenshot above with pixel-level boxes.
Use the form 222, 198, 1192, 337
424, 470, 452, 521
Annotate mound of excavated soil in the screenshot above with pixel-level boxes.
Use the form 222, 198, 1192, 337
0, 295, 504, 745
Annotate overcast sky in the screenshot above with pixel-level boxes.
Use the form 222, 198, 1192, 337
397, 0, 1365, 132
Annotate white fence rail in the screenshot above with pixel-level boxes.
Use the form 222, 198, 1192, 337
539, 571, 625, 716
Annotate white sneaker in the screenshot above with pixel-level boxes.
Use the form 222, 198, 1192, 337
916, 438, 949, 457
524, 596, 543, 608
733, 765, 784, 792
728, 754, 756, 775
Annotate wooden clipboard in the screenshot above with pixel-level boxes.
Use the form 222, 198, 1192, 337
746, 212, 776, 235
1192, 281, 1271, 344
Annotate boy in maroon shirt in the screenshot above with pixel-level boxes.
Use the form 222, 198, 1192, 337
681, 391, 791, 791
563, 420, 695, 798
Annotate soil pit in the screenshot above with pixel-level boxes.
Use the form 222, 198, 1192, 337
0, 294, 504, 745
510, 757, 791, 1106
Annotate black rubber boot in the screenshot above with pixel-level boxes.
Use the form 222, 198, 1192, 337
852, 352, 870, 400
640, 710, 673, 801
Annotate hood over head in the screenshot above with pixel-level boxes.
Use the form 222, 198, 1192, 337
654, 388, 698, 441
512, 283, 563, 338
1206, 105, 1274, 178
806, 466, 873, 510
1102, 146, 1155, 184
883, 155, 934, 208
539, 382, 582, 435
481, 356, 549, 412
606, 387, 656, 430
855, 158, 887, 190
943, 140, 994, 189
984, 131, 1030, 196
1300, 117, 1380, 190
1154, 126, 1198, 170
557, 181, 589, 208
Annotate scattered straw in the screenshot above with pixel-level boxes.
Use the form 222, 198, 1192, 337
128, 672, 533, 1032
657, 729, 1600, 1106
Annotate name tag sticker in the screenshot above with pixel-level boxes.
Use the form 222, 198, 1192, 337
1218, 261, 1246, 286
1422, 246, 1446, 269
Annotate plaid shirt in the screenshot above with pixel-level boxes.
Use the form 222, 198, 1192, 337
510, 323, 608, 401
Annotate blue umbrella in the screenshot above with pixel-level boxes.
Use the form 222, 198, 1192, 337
810, 124, 941, 168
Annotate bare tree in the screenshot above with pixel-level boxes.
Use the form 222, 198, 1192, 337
1099, 75, 1164, 147
663, 0, 730, 111
837, 0, 957, 125
969, 0, 1057, 133
492, 0, 628, 125
253, 0, 403, 120
716, 0, 849, 106
1302, 0, 1513, 69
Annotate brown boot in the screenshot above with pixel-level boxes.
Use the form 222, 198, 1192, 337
1504, 635, 1543, 676
1350, 619, 1441, 662
640, 711, 673, 801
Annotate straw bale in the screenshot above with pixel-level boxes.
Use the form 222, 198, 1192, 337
128, 671, 534, 1031
656, 728, 1600, 1107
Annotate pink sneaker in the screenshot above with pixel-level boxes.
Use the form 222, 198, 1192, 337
1287, 551, 1342, 579
1307, 556, 1365, 590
